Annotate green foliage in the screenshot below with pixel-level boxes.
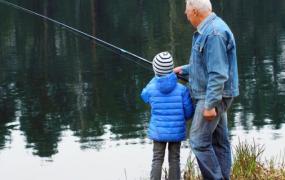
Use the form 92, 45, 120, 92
231, 140, 265, 179
183, 153, 202, 180
183, 140, 285, 180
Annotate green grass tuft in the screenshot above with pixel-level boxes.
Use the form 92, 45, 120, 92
183, 140, 285, 180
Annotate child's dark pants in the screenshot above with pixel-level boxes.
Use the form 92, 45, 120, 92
151, 141, 181, 180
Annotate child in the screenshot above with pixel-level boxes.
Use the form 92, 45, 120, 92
141, 52, 194, 180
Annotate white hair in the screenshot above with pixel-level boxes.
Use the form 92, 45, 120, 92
186, 0, 212, 12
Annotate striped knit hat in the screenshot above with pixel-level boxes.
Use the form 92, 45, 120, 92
152, 51, 174, 76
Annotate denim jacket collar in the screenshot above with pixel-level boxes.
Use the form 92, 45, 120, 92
197, 12, 216, 34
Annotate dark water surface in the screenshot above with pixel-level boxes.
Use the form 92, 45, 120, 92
0, 0, 285, 179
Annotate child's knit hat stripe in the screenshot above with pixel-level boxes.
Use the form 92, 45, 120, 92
152, 52, 174, 75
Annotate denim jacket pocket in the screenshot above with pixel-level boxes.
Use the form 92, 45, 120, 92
192, 42, 201, 52
193, 36, 207, 53
190, 41, 208, 93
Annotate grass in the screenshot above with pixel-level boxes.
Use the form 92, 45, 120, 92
183, 153, 202, 180
183, 140, 285, 180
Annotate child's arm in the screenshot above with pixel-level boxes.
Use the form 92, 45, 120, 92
141, 87, 149, 103
183, 87, 195, 120
141, 78, 156, 103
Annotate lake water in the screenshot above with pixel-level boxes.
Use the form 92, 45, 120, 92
0, 0, 285, 179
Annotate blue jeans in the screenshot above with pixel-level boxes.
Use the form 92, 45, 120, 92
190, 98, 233, 180
151, 141, 181, 180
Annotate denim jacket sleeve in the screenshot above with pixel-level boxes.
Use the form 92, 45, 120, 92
181, 64, 190, 75
204, 34, 229, 110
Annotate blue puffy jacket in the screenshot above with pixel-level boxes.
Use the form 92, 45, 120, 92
141, 72, 194, 142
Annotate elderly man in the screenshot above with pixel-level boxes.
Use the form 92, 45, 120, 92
174, 0, 239, 179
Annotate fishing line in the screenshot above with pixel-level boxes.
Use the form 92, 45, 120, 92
0, 0, 187, 81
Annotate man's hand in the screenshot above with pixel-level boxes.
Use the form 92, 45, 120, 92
203, 108, 217, 121
173, 66, 183, 74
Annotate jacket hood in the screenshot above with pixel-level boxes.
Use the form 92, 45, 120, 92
155, 72, 177, 94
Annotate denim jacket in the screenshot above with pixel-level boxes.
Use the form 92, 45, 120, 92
182, 13, 239, 110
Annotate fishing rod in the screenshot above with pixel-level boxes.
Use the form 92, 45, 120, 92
0, 0, 188, 82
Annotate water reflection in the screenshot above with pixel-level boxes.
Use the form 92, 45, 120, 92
0, 0, 285, 160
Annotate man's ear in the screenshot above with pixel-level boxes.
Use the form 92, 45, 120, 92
193, 8, 199, 17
